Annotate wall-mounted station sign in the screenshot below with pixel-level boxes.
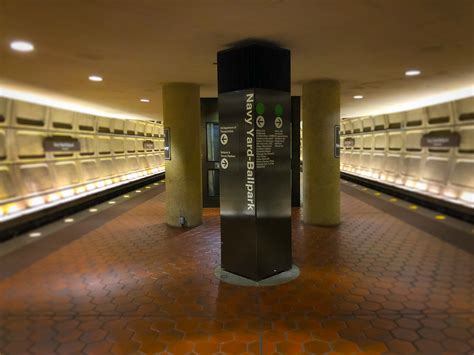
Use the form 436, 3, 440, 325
43, 136, 80, 152
421, 131, 460, 148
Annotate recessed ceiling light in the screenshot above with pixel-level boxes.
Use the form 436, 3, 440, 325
405, 69, 421, 76
10, 40, 35, 52
29, 232, 42, 238
88, 75, 103, 82
64, 218, 74, 223
353, 95, 364, 99
140, 98, 150, 103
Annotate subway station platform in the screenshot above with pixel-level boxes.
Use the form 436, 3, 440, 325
0, 181, 473, 355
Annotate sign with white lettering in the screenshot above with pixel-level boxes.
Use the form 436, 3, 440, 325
334, 125, 341, 158
421, 132, 460, 148
218, 43, 292, 281
43, 137, 80, 152
219, 88, 291, 280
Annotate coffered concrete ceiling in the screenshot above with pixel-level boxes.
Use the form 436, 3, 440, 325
0, 0, 473, 120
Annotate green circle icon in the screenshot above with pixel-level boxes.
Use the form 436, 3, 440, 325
275, 104, 283, 117
256, 102, 265, 115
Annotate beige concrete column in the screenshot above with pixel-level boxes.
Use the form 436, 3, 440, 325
162, 83, 202, 227
302, 79, 341, 226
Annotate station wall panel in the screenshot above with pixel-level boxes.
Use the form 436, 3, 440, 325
0, 166, 16, 200
374, 133, 386, 150
405, 108, 424, 128
0, 98, 9, 126
0, 97, 165, 221
361, 117, 373, 132
455, 97, 474, 123
77, 113, 96, 132
340, 96, 474, 208
112, 119, 125, 134
97, 136, 111, 155
12, 101, 47, 129
426, 102, 451, 126
451, 160, 474, 189
405, 130, 423, 152
373, 115, 386, 131
20, 164, 54, 194
54, 162, 80, 187
16, 130, 46, 159
50, 108, 75, 131
458, 126, 474, 153
0, 130, 6, 160
422, 157, 449, 184
80, 160, 99, 181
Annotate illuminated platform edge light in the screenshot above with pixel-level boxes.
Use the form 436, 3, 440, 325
0, 167, 165, 223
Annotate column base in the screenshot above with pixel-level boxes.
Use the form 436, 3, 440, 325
214, 265, 300, 287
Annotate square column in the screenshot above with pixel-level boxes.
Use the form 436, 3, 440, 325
218, 43, 292, 281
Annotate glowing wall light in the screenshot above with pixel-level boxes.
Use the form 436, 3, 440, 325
61, 189, 75, 198
27, 196, 45, 207
428, 185, 440, 194
443, 190, 457, 199
75, 186, 86, 194
6, 204, 21, 214
47, 193, 61, 202
460, 191, 474, 204
415, 181, 428, 191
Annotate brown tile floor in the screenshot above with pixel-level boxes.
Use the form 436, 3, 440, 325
0, 187, 473, 354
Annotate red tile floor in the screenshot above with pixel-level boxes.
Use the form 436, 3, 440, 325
0, 184, 473, 354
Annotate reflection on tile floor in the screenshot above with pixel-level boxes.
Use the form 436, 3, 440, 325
0, 189, 473, 354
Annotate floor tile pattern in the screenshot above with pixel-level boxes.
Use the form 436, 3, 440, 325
0, 188, 473, 354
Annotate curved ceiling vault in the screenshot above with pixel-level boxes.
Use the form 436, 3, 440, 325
0, 0, 473, 120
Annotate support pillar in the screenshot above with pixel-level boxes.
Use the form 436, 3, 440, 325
218, 43, 292, 281
162, 83, 202, 227
302, 79, 341, 226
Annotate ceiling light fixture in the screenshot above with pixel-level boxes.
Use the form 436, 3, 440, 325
405, 69, 421, 76
140, 98, 150, 103
353, 95, 364, 100
88, 75, 103, 82
10, 40, 34, 52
